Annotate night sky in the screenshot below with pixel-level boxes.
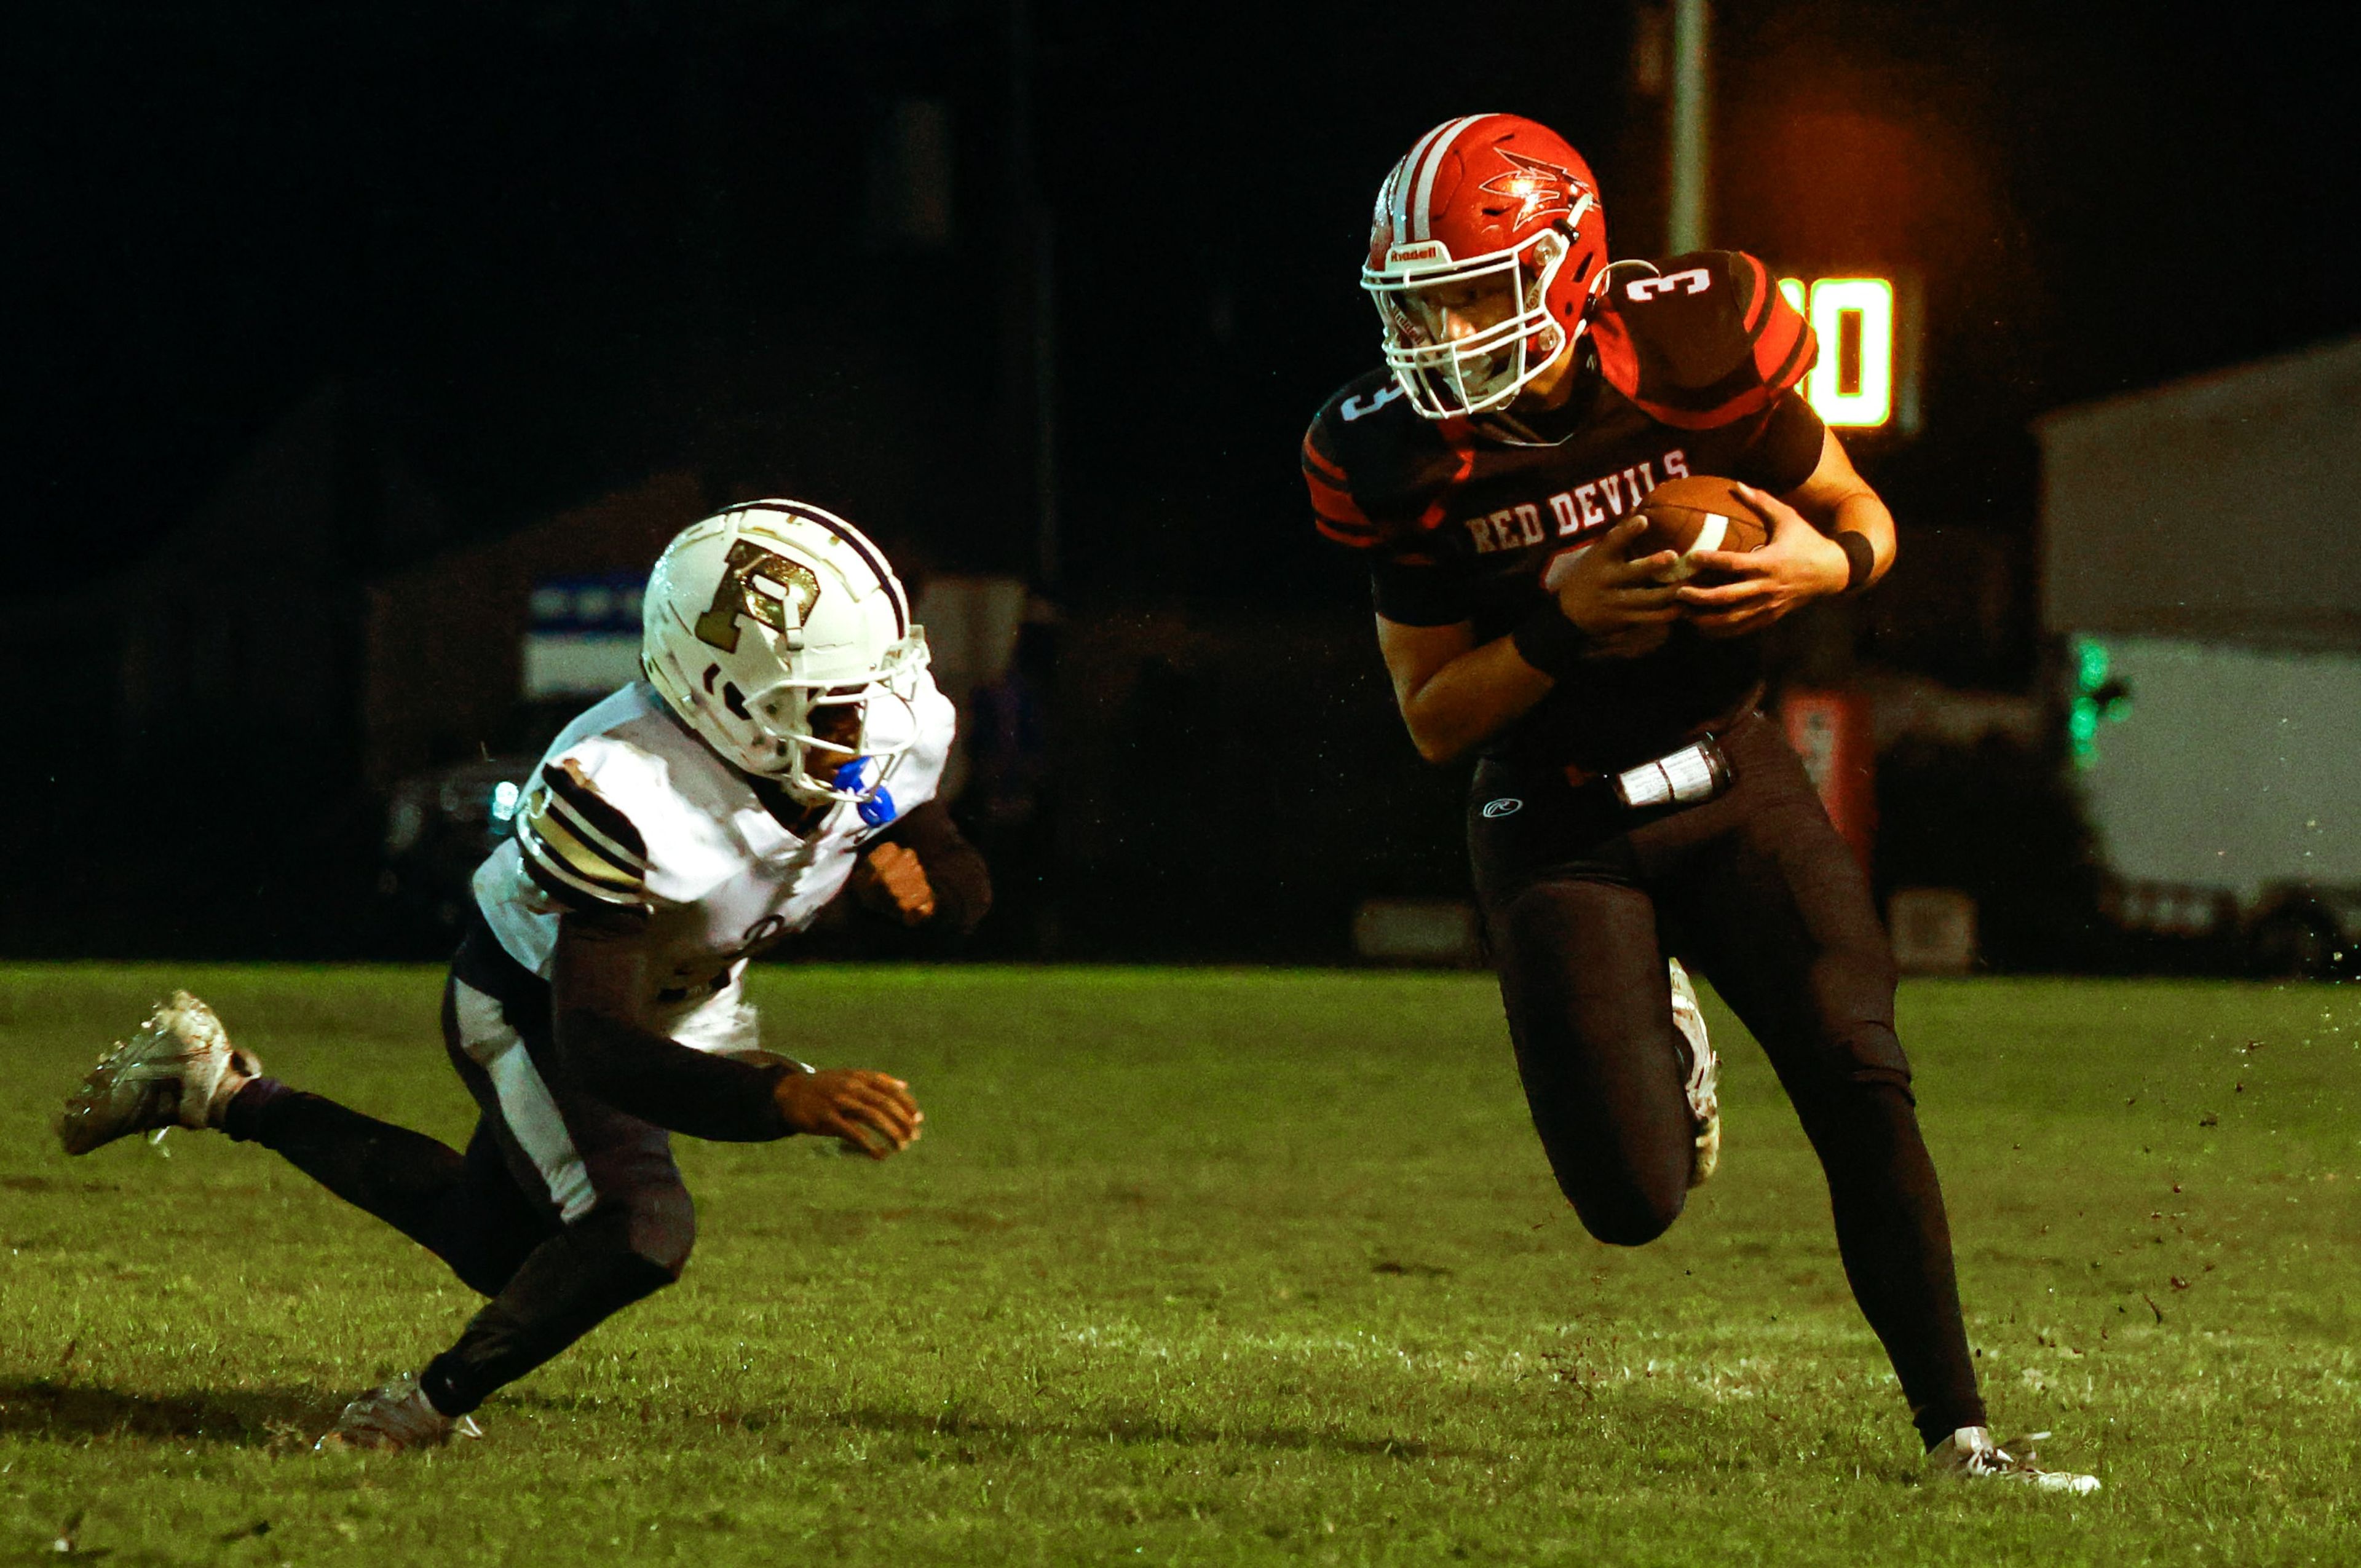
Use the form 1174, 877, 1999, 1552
11, 1, 2359, 604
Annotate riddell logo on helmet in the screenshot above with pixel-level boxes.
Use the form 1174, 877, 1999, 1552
1383, 240, 1452, 269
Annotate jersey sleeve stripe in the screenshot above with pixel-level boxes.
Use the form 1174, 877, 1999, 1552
1299, 429, 1350, 486
1626, 390, 1774, 430
539, 763, 649, 868
528, 808, 643, 891
537, 787, 648, 878
1733, 251, 1813, 393
1304, 469, 1372, 524
518, 835, 646, 912
516, 776, 649, 912
1755, 297, 1814, 394
1302, 425, 1380, 545
519, 832, 645, 908
520, 808, 645, 900
1738, 251, 1771, 335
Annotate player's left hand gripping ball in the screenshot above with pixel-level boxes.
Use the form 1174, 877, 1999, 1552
1675, 483, 1853, 637
776, 1068, 923, 1157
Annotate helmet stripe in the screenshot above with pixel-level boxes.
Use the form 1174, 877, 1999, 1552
765, 500, 909, 637
1409, 114, 1492, 242
1390, 122, 1450, 240
1378, 155, 1409, 238
1391, 116, 1470, 241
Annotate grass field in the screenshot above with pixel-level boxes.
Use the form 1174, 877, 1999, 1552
2, 965, 2358, 1565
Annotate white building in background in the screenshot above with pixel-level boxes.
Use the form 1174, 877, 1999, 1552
2036, 334, 2361, 969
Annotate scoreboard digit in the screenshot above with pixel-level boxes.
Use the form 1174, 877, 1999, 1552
1776, 273, 1915, 435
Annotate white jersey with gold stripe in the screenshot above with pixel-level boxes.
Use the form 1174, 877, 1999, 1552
471, 677, 955, 1047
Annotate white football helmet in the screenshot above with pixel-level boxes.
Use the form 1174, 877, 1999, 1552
642, 500, 930, 807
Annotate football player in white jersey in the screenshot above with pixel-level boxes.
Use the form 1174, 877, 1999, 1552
55, 500, 990, 1451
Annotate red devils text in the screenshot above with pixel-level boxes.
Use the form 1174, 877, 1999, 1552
1461, 450, 1690, 555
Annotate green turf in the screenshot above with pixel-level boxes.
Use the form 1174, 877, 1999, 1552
2, 966, 2357, 1565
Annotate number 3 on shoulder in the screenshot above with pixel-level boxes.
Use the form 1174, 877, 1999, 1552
1626, 267, 1712, 302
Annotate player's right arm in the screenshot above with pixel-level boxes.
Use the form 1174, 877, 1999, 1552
519, 758, 919, 1153
1375, 516, 1682, 765
1307, 399, 1677, 765
1377, 618, 1543, 765
552, 914, 920, 1156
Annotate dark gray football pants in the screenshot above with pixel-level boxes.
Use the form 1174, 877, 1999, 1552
1468, 709, 1986, 1448
224, 931, 693, 1417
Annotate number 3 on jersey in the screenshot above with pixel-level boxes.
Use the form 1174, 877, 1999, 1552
1626, 267, 1712, 302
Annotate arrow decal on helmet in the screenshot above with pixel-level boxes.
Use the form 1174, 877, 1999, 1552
1479, 148, 1586, 229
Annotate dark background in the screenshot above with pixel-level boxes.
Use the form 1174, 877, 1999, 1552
6, 1, 2357, 963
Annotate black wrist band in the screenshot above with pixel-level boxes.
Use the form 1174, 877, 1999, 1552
1835, 530, 1877, 594
1511, 601, 1591, 679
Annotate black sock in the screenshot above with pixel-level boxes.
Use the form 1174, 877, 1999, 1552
420, 1215, 678, 1415
1810, 1080, 1987, 1449
217, 1079, 481, 1262
219, 1076, 295, 1142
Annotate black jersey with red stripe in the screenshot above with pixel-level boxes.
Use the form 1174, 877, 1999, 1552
1303, 249, 1825, 773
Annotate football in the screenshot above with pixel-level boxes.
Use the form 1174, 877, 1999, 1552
1628, 475, 1772, 581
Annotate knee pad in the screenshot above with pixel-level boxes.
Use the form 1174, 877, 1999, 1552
1795, 1067, 1928, 1182
1837, 1022, 1915, 1103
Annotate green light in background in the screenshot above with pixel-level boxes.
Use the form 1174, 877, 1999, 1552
2067, 637, 2127, 766
2068, 698, 2100, 766
2073, 636, 2110, 694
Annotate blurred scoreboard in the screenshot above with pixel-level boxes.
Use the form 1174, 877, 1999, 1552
523, 572, 647, 698
1776, 272, 1921, 438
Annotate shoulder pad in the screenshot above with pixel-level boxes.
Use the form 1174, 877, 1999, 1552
1303, 374, 1438, 549
1303, 375, 1407, 550
1588, 251, 1814, 430
515, 758, 651, 913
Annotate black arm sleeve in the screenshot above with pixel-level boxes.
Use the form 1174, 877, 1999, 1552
837, 797, 992, 956
1737, 389, 1828, 495
551, 912, 794, 1142
875, 798, 992, 937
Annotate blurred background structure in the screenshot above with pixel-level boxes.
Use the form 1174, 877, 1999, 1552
6, 1, 2358, 972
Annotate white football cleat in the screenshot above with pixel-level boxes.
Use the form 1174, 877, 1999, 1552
1667, 959, 1719, 1187
315, 1373, 483, 1453
1928, 1427, 2100, 1495
57, 991, 261, 1156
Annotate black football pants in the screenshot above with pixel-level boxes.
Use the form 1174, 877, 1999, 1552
1468, 710, 1985, 1447
223, 929, 692, 1417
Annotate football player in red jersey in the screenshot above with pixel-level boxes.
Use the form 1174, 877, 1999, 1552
1305, 113, 2097, 1492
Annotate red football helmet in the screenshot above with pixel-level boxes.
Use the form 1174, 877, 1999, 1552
1362, 114, 1608, 418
